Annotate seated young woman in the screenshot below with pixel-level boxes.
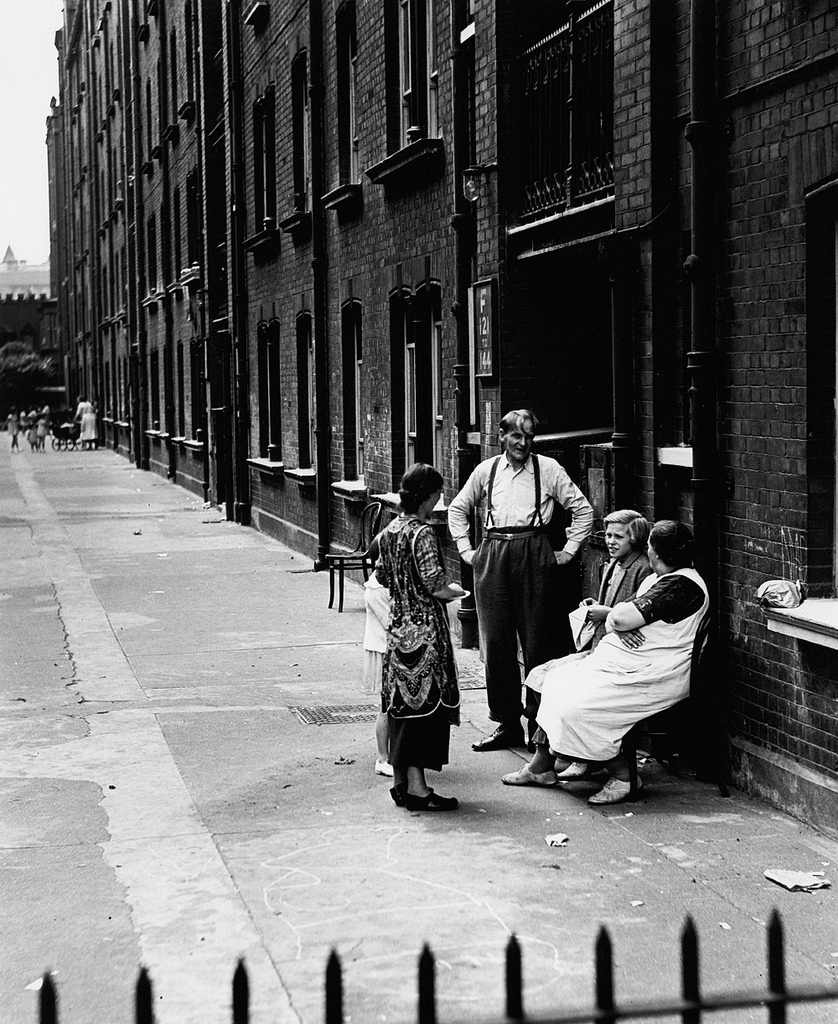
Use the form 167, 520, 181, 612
503, 520, 708, 805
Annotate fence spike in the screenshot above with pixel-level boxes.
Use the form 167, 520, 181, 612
505, 934, 523, 1022
39, 972, 57, 1024
418, 944, 436, 1024
325, 949, 343, 1024
594, 927, 615, 1024
767, 910, 786, 1024
680, 916, 700, 1024
135, 967, 153, 1024
232, 959, 249, 1024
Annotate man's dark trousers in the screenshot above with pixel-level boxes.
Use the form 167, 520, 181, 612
472, 531, 571, 727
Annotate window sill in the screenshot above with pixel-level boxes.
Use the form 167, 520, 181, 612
657, 445, 693, 468
247, 457, 284, 477
508, 197, 615, 261
365, 138, 445, 194
141, 292, 160, 311
278, 210, 312, 243
163, 123, 180, 146
181, 438, 204, 452
332, 478, 368, 504
179, 265, 202, 290
322, 183, 363, 221
243, 225, 281, 259
244, 0, 270, 30
285, 466, 316, 490
372, 491, 449, 525
178, 100, 196, 123
764, 600, 838, 650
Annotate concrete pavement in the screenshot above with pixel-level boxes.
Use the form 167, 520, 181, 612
1, 440, 837, 1024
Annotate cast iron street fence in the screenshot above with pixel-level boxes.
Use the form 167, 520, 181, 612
34, 911, 838, 1024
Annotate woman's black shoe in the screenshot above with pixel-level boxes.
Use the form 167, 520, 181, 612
390, 783, 407, 807
403, 789, 459, 811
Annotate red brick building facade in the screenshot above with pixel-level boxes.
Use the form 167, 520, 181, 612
49, 0, 838, 834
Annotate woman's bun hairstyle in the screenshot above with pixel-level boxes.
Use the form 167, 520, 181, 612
399, 463, 444, 514
649, 520, 695, 568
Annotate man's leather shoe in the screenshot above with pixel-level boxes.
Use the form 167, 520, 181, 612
472, 725, 525, 752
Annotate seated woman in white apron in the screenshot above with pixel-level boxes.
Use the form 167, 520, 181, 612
502, 520, 709, 805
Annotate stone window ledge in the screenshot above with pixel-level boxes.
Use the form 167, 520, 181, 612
247, 457, 284, 477
657, 445, 693, 468
332, 478, 368, 504
285, 466, 316, 490
372, 491, 449, 526
764, 599, 838, 650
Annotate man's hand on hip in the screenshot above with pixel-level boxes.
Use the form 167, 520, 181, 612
553, 550, 573, 567
460, 549, 476, 566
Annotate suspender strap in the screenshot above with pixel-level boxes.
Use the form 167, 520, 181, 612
485, 455, 502, 528
485, 454, 545, 529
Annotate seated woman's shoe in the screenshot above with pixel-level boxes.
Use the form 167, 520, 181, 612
555, 761, 593, 780
390, 783, 407, 806
501, 765, 557, 787
403, 789, 459, 811
587, 776, 643, 805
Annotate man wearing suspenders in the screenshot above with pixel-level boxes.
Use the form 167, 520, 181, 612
448, 409, 594, 751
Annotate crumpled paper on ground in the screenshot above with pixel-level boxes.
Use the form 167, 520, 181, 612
764, 869, 830, 892
545, 833, 569, 847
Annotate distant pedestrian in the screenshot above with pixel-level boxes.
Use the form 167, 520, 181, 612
74, 396, 98, 451
36, 415, 47, 453
27, 421, 38, 452
4, 408, 20, 451
375, 463, 467, 812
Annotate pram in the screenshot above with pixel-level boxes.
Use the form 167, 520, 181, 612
51, 416, 81, 450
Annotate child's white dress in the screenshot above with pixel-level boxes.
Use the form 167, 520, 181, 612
362, 576, 389, 693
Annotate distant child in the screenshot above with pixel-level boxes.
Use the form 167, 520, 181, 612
36, 415, 47, 452
27, 420, 38, 452
363, 533, 392, 777
4, 408, 20, 451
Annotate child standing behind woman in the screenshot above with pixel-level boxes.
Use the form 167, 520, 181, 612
362, 532, 394, 778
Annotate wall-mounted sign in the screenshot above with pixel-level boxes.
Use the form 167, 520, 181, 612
471, 278, 496, 379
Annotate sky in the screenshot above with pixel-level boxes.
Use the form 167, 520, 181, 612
0, 1, 66, 266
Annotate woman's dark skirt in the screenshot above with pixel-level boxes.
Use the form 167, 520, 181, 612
388, 704, 451, 771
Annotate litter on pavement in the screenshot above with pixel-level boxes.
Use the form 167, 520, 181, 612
545, 833, 570, 847
764, 869, 831, 892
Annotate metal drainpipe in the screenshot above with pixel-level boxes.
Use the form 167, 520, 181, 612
449, 0, 478, 648
227, 0, 251, 524
192, 0, 210, 503
685, 0, 718, 598
309, 0, 331, 571
608, 232, 636, 509
159, 0, 176, 480
129, 0, 150, 470
84, 6, 101, 423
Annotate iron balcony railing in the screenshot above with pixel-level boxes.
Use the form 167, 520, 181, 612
32, 911, 838, 1023
522, 0, 614, 223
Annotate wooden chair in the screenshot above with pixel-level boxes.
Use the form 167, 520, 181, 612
325, 500, 383, 612
623, 612, 730, 796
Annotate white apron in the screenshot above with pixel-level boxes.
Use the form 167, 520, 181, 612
533, 568, 709, 761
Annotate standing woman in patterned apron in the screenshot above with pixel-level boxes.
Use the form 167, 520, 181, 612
376, 464, 468, 811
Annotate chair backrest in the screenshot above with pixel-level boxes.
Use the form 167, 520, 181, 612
688, 611, 712, 692
359, 501, 383, 552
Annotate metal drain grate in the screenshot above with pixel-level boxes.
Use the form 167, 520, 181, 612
289, 704, 379, 725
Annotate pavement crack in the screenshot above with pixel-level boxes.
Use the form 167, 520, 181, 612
51, 580, 84, 706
